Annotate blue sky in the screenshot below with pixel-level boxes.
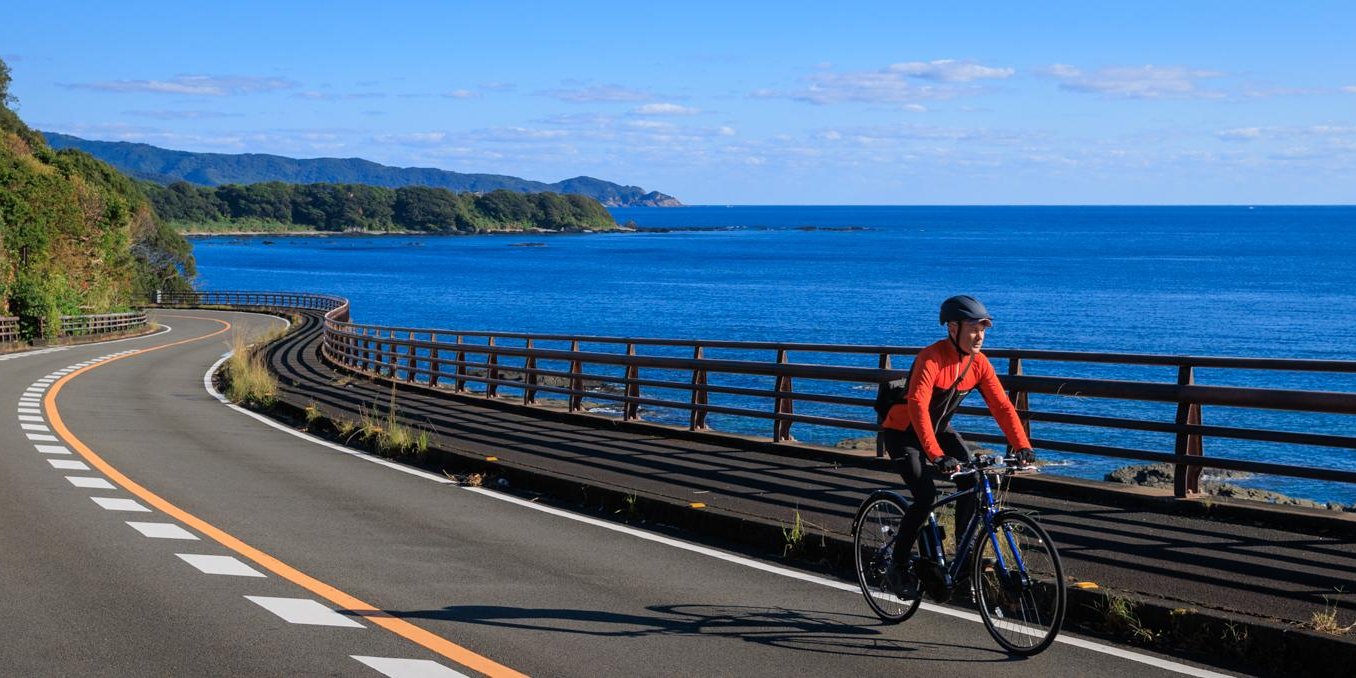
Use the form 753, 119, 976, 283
4, 2, 1354, 204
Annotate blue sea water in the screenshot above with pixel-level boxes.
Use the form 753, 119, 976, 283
190, 206, 1356, 505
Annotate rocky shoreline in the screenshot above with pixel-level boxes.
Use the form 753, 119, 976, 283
1104, 463, 1355, 512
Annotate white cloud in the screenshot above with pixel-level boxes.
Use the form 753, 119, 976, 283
295, 91, 384, 101
887, 59, 1015, 82
374, 132, 449, 146
1218, 127, 1263, 141
1045, 64, 1226, 99
68, 75, 298, 96
443, 89, 479, 99
539, 84, 652, 103
123, 109, 241, 120
764, 59, 1011, 105
630, 103, 700, 116
1342, 86, 1356, 94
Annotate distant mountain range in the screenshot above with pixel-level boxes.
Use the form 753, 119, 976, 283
41, 132, 682, 207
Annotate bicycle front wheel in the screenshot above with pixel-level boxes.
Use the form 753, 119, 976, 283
853, 493, 922, 623
972, 511, 1066, 655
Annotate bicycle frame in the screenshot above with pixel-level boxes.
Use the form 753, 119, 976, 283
915, 463, 1024, 587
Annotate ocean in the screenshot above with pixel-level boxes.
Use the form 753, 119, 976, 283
189, 205, 1356, 505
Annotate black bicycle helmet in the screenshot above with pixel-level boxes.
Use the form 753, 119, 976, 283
939, 295, 992, 325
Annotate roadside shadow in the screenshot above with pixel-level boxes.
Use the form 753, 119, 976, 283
380, 603, 1016, 662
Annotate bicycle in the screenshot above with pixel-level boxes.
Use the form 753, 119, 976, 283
852, 453, 1067, 655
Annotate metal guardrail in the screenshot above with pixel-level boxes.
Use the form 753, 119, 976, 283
164, 290, 1356, 498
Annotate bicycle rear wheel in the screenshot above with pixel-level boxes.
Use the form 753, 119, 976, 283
973, 511, 1066, 655
853, 493, 923, 623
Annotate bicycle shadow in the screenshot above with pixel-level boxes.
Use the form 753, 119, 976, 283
380, 602, 1020, 662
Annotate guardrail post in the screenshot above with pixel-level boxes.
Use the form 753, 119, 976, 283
405, 331, 417, 383
876, 353, 891, 458
383, 330, 395, 378
523, 338, 538, 405
690, 345, 708, 430
1173, 365, 1204, 497
623, 343, 640, 420
1008, 356, 1030, 450
568, 340, 583, 412
486, 336, 499, 398
455, 335, 467, 392
773, 349, 794, 442
430, 333, 442, 388
363, 331, 374, 373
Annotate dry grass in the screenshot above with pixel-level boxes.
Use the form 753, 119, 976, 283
335, 418, 357, 437
1098, 594, 1157, 642
224, 334, 277, 407
353, 388, 432, 458
1309, 596, 1355, 635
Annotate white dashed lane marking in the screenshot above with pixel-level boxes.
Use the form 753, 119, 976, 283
66, 476, 117, 490
176, 554, 267, 578
91, 497, 151, 512
20, 347, 483, 677
245, 596, 366, 628
353, 656, 471, 678
48, 459, 91, 471
126, 522, 199, 540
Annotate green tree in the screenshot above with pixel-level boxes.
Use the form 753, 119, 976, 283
0, 57, 13, 108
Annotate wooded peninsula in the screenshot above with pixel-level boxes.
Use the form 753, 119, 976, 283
146, 181, 622, 235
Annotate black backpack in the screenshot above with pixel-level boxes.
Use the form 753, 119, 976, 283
873, 351, 975, 426
873, 376, 911, 424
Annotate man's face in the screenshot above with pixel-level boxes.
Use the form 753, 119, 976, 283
951, 320, 989, 354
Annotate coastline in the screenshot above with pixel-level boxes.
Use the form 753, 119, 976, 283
181, 226, 637, 238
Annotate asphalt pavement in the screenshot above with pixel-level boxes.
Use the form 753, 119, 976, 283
0, 311, 1252, 675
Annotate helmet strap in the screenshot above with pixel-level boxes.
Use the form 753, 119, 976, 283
948, 321, 968, 355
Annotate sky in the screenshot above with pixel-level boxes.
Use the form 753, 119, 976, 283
3, 2, 1355, 205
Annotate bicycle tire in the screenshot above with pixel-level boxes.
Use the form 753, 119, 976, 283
972, 510, 1066, 655
853, 492, 923, 623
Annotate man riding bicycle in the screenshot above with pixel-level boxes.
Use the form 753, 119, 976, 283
879, 295, 1036, 597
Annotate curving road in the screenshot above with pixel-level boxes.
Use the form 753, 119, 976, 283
0, 310, 1240, 677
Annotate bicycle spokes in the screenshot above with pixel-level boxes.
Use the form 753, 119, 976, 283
973, 512, 1065, 655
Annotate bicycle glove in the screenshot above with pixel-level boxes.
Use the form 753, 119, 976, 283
1009, 447, 1036, 466
934, 456, 961, 474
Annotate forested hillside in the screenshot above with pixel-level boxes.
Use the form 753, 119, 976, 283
44, 133, 683, 207
146, 181, 619, 233
0, 58, 194, 339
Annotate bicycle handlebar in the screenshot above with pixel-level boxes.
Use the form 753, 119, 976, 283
948, 453, 1039, 480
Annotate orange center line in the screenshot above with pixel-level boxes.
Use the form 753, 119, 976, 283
42, 312, 526, 678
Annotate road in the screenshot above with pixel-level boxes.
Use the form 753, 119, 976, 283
0, 310, 1241, 677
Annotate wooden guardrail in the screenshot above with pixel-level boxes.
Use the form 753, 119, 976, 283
161, 290, 1356, 498
55, 312, 148, 337
0, 316, 18, 345
0, 312, 149, 348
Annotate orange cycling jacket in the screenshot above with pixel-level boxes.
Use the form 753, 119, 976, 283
881, 338, 1032, 461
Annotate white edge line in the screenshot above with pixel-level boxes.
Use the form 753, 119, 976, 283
202, 353, 1228, 678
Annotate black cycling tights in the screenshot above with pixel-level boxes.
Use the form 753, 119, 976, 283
880, 427, 976, 564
